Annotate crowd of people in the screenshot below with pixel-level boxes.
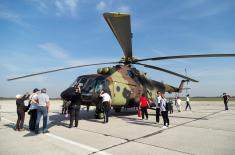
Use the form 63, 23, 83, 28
15, 87, 231, 133
15, 88, 50, 134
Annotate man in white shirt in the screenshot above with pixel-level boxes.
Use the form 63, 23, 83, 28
34, 88, 50, 134
100, 89, 111, 123
154, 91, 161, 123
185, 94, 191, 111
176, 97, 182, 112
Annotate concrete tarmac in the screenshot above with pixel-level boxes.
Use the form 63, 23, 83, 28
0, 100, 235, 155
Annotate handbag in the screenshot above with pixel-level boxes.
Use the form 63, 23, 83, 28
138, 109, 142, 117
24, 105, 29, 112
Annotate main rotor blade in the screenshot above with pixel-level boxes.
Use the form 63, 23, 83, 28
7, 61, 119, 81
103, 12, 132, 61
136, 62, 199, 82
137, 54, 235, 62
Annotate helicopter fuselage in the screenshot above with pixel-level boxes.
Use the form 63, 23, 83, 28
61, 65, 180, 110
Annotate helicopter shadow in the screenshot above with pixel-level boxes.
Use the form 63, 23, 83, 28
81, 108, 139, 124
34, 107, 156, 128
47, 108, 101, 128
2, 121, 42, 137
117, 116, 158, 127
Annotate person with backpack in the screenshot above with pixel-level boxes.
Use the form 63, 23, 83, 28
160, 94, 169, 128
168, 99, 174, 114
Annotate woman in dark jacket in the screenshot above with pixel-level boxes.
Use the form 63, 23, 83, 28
15, 93, 30, 131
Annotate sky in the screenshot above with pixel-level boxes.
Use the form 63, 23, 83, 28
0, 0, 235, 98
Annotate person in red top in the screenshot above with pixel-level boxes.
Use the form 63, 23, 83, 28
139, 94, 149, 120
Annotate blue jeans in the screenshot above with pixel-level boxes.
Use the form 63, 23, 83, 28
35, 106, 48, 133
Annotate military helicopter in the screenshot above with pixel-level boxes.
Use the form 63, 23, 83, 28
8, 12, 235, 116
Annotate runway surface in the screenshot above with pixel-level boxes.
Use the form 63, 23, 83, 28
0, 100, 235, 155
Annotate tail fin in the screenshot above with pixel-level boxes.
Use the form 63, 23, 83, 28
178, 80, 188, 93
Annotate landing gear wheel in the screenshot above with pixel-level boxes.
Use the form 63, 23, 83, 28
95, 112, 104, 119
114, 107, 121, 113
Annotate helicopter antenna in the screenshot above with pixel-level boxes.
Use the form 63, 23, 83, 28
185, 68, 188, 93
184, 68, 191, 94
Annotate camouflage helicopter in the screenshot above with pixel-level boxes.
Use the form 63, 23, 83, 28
8, 12, 235, 116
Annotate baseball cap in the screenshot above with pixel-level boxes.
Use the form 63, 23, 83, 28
33, 88, 39, 93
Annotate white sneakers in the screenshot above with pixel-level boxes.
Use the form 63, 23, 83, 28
162, 124, 171, 128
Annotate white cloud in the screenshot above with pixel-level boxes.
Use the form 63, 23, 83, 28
181, 6, 227, 20
66, 57, 118, 66
153, 0, 230, 20
191, 67, 235, 78
39, 43, 69, 59
6, 74, 49, 83
96, 1, 107, 11
150, 49, 189, 65
55, 0, 79, 17
96, 1, 130, 13
183, 0, 209, 8
29, 0, 48, 12
116, 5, 130, 13
1, 64, 20, 72
180, 0, 230, 19
0, 10, 30, 28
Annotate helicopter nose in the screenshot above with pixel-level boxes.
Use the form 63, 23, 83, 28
60, 87, 74, 100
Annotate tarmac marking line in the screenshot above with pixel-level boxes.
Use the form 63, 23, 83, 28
1, 117, 112, 155
136, 141, 194, 155
0, 109, 224, 155
136, 110, 224, 140
56, 110, 225, 155
183, 124, 235, 133
88, 141, 129, 155
119, 110, 225, 155
46, 133, 112, 155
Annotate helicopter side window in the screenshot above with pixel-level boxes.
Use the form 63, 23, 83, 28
128, 70, 135, 78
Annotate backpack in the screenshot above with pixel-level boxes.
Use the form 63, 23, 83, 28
165, 101, 171, 111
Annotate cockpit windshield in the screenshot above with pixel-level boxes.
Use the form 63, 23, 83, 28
95, 80, 105, 93
70, 76, 107, 94
95, 78, 109, 93
70, 77, 88, 87
83, 79, 96, 93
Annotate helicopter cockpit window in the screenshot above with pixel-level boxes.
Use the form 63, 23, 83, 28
95, 80, 105, 93
79, 78, 87, 86
70, 77, 87, 87
83, 79, 95, 93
